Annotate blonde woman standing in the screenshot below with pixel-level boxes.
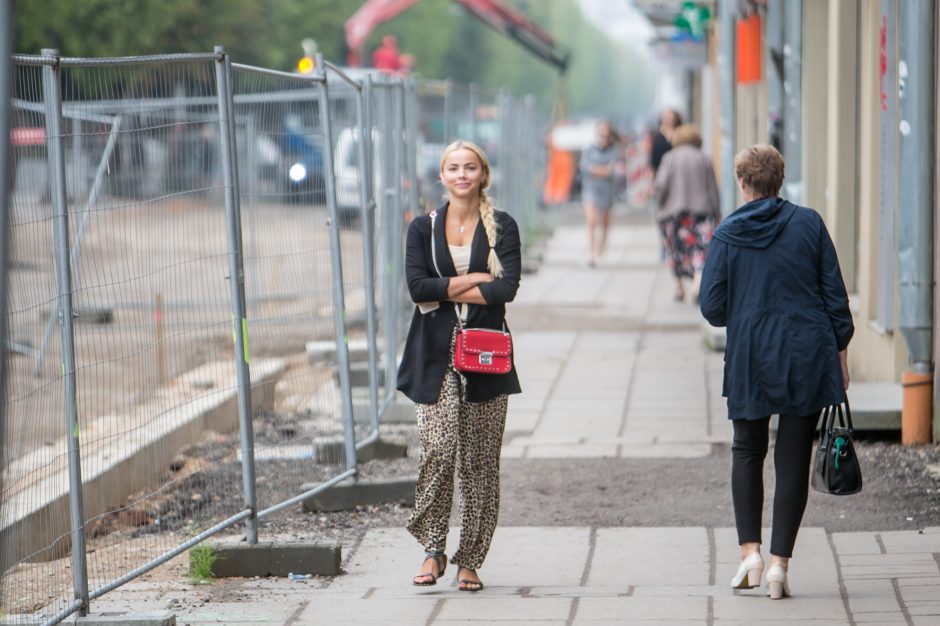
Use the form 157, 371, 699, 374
397, 140, 522, 592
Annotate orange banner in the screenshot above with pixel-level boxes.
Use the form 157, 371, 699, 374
736, 14, 762, 84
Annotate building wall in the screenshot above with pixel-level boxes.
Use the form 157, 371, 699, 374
808, 0, 907, 383
801, 0, 828, 216
849, 0, 908, 383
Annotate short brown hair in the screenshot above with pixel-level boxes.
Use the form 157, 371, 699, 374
671, 124, 702, 148
734, 144, 785, 198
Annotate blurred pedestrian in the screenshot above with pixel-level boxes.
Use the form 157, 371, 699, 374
649, 107, 682, 175
581, 120, 619, 266
653, 124, 720, 302
699, 144, 854, 600
372, 34, 402, 73
397, 140, 522, 592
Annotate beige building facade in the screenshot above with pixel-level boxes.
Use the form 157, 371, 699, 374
700, 0, 935, 433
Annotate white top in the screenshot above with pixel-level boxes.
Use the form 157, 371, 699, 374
448, 244, 471, 276
449, 244, 471, 322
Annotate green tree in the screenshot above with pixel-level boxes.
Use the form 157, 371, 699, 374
12, 0, 654, 117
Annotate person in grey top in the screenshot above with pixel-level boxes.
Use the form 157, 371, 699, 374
653, 124, 720, 302
580, 121, 619, 266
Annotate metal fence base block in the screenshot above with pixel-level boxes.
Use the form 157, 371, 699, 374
314, 436, 407, 465
357, 437, 407, 463
306, 338, 371, 365
269, 542, 342, 577
301, 476, 417, 512
206, 541, 342, 577
74, 612, 176, 625
335, 362, 386, 389
353, 398, 416, 424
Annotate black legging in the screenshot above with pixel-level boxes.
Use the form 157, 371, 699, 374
731, 413, 819, 558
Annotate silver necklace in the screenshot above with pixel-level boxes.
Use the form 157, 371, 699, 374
457, 225, 465, 233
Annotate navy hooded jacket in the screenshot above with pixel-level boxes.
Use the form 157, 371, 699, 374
699, 197, 854, 420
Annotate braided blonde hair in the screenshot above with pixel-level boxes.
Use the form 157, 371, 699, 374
440, 140, 504, 278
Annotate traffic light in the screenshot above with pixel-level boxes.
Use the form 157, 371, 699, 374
297, 56, 315, 74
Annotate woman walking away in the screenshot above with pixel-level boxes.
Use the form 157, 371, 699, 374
653, 124, 720, 302
699, 144, 853, 599
581, 120, 619, 266
397, 140, 522, 592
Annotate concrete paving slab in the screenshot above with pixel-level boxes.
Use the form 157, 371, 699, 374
575, 595, 709, 621
878, 530, 940, 552
435, 597, 572, 622
617, 443, 712, 458
589, 528, 709, 587
296, 598, 436, 623
526, 444, 619, 458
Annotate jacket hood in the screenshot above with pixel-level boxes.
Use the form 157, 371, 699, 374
714, 196, 796, 249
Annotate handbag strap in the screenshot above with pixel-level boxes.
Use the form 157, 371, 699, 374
838, 398, 854, 433
429, 210, 465, 331
821, 398, 854, 436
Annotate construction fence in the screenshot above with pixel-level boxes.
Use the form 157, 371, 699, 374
0, 48, 546, 624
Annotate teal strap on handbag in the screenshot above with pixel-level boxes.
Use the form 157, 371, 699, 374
833, 436, 846, 469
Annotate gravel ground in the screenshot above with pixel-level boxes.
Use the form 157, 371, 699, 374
121, 429, 940, 544
221, 428, 940, 541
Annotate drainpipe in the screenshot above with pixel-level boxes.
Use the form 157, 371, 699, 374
781, 0, 803, 204
717, 0, 736, 218
897, 0, 935, 444
766, 0, 784, 147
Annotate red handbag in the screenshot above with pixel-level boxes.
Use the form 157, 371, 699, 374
429, 210, 514, 375
454, 326, 513, 375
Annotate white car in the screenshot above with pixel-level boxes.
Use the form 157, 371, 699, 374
333, 126, 386, 227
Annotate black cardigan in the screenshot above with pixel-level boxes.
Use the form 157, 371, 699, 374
397, 203, 522, 403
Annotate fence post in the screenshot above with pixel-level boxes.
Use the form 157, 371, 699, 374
356, 76, 381, 438
0, 0, 12, 583
468, 83, 478, 144
376, 85, 394, 408
41, 47, 90, 616
214, 46, 258, 544
316, 54, 359, 474
391, 82, 409, 367
442, 79, 452, 142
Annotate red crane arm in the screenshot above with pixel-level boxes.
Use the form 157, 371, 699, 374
344, 0, 568, 72
453, 0, 569, 72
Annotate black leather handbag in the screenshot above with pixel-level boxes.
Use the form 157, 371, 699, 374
811, 401, 863, 496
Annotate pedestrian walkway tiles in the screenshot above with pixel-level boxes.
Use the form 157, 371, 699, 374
87, 526, 940, 624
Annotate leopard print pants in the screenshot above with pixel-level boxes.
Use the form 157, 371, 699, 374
406, 334, 508, 571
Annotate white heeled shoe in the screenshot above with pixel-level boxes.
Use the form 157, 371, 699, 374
765, 563, 790, 599
730, 552, 764, 589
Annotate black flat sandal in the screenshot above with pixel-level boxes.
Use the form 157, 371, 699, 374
413, 552, 447, 587
457, 567, 484, 592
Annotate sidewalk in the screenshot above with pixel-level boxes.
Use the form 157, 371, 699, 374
72, 219, 939, 625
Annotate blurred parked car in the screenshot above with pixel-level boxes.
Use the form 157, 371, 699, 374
280, 115, 326, 204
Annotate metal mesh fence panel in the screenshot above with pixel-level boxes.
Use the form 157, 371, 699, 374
368, 78, 412, 418
321, 75, 373, 447
1, 53, 256, 622
1, 50, 547, 623
229, 65, 354, 517
1, 57, 75, 623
